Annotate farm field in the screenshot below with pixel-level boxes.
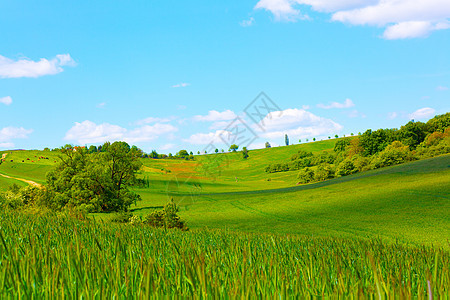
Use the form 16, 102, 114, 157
0, 211, 448, 297
1, 143, 449, 249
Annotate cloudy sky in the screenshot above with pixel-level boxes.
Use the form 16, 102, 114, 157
1, 1, 449, 152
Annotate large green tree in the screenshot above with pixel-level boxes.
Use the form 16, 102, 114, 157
45, 142, 142, 212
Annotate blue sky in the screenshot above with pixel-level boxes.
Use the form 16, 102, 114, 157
1, 0, 449, 153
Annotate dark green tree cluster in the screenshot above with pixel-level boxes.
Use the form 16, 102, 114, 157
44, 142, 143, 212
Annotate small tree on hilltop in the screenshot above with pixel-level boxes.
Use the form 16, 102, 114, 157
265, 141, 271, 148
229, 144, 239, 152
285, 134, 289, 146
242, 147, 249, 159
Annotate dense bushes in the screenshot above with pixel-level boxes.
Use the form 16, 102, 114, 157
268, 113, 450, 185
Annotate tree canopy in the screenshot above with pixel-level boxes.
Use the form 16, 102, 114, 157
45, 141, 143, 212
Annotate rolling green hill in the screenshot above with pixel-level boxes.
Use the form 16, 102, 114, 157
1, 142, 449, 248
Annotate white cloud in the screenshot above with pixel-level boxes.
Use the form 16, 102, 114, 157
254, 108, 343, 139
437, 85, 448, 91
0, 126, 33, 148
183, 130, 230, 145
64, 120, 178, 145
409, 107, 436, 120
172, 83, 190, 88
0, 96, 12, 105
317, 98, 354, 109
388, 112, 398, 119
240, 17, 255, 27
193, 110, 237, 122
96, 102, 106, 108
0, 54, 76, 78
255, 0, 450, 39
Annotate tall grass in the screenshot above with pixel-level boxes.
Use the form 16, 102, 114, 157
0, 211, 448, 297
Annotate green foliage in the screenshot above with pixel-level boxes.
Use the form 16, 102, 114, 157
0, 184, 45, 210
314, 163, 335, 182
176, 150, 189, 159
285, 134, 289, 146
426, 112, 450, 133
144, 200, 187, 230
265, 141, 271, 148
290, 150, 313, 161
398, 121, 427, 149
334, 139, 350, 153
335, 158, 358, 177
0, 211, 448, 297
229, 144, 239, 152
110, 211, 133, 223
359, 128, 398, 156
45, 142, 142, 212
371, 141, 412, 169
242, 147, 249, 159
297, 167, 315, 183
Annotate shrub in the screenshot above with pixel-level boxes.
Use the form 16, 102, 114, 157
144, 200, 187, 230
314, 164, 334, 182
334, 139, 350, 153
335, 159, 358, 177
371, 141, 411, 169
297, 167, 315, 184
110, 211, 133, 223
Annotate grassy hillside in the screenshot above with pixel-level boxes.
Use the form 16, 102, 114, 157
1, 143, 449, 248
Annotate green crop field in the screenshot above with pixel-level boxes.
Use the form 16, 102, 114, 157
0, 139, 450, 296
0, 211, 448, 297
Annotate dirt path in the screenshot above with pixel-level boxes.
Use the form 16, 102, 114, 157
0, 153, 42, 188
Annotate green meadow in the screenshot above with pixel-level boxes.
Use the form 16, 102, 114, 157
1, 139, 449, 296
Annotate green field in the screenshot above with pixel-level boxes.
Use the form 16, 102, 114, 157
0, 211, 448, 297
1, 141, 450, 296
1, 141, 449, 249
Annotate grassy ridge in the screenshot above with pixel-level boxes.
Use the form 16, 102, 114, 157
0, 211, 448, 297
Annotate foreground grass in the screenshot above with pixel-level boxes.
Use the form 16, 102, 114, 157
0, 211, 448, 297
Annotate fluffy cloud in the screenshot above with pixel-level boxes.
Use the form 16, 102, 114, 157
409, 107, 436, 120
255, 0, 450, 39
0, 96, 12, 105
0, 126, 33, 148
254, 108, 343, 139
437, 85, 448, 91
64, 120, 178, 145
183, 130, 230, 145
172, 83, 190, 88
0, 54, 76, 78
193, 110, 237, 122
317, 98, 354, 109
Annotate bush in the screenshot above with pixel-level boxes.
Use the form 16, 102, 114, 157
335, 159, 358, 177
314, 164, 335, 182
297, 167, 315, 184
334, 139, 350, 153
144, 200, 187, 230
110, 211, 133, 223
371, 141, 411, 169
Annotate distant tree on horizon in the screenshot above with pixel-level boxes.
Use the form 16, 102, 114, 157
215, 148, 219, 153
265, 141, 271, 148
229, 144, 239, 152
335, 134, 338, 138
285, 134, 289, 146
242, 147, 249, 159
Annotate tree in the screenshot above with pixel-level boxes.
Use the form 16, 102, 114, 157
298, 139, 301, 143
45, 142, 142, 212
399, 121, 427, 149
306, 138, 309, 142
229, 144, 239, 152
176, 150, 189, 159
328, 136, 331, 139
313, 138, 316, 142
335, 135, 338, 138
334, 139, 350, 153
197, 151, 200, 155
265, 142, 271, 148
150, 150, 159, 158
215, 148, 219, 153
426, 112, 450, 133
242, 147, 249, 159
189, 151, 193, 155
221, 149, 224, 153
351, 133, 354, 136
285, 134, 289, 146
